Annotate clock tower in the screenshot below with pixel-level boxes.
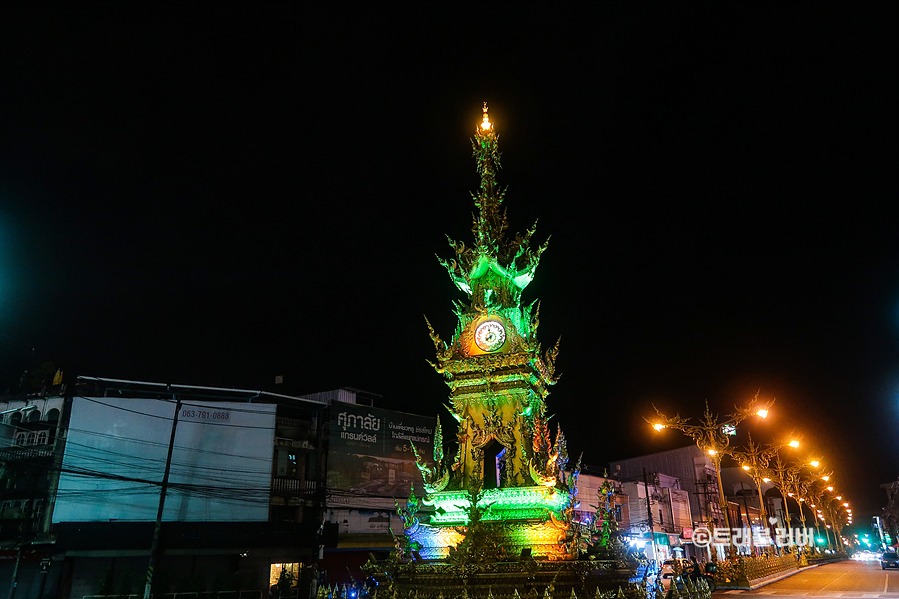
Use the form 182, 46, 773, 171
410, 105, 578, 561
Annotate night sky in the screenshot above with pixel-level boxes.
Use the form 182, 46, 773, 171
2, 5, 897, 519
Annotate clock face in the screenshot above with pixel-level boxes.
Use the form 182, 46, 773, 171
474, 320, 506, 352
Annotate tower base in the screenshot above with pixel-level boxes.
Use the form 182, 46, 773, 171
366, 557, 645, 598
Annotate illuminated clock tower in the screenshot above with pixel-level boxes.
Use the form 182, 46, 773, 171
410, 105, 578, 561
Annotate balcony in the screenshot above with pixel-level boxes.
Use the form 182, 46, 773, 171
271, 478, 320, 495
0, 444, 55, 461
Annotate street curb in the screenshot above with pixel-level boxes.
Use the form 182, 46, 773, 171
718, 564, 821, 591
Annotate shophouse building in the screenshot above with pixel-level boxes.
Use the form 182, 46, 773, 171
1, 377, 328, 597
0, 378, 434, 597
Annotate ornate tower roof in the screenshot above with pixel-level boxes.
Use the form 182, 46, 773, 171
438, 104, 550, 312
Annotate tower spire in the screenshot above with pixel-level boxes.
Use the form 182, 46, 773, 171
437, 105, 549, 305
472, 103, 505, 255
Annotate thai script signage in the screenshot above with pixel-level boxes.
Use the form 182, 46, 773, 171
327, 402, 435, 497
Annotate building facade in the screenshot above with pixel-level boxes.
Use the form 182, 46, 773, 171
315, 388, 436, 587
611, 445, 724, 530
1, 377, 328, 598
0, 379, 436, 596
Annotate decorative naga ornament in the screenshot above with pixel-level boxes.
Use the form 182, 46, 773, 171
409, 104, 577, 562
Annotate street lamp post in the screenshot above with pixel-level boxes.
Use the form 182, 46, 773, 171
731, 433, 783, 555
801, 470, 831, 554
807, 488, 828, 552
818, 492, 848, 553
827, 495, 848, 551
819, 485, 838, 551
790, 475, 809, 545
766, 455, 799, 553
782, 457, 827, 554
651, 396, 771, 558
823, 517, 834, 550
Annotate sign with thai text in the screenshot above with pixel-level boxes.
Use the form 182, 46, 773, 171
327, 402, 435, 497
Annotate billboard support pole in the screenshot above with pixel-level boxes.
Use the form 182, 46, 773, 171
144, 394, 182, 599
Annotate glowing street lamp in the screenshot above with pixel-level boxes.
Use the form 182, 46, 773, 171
649, 394, 772, 557
766, 447, 826, 552
793, 462, 832, 550
729, 431, 794, 553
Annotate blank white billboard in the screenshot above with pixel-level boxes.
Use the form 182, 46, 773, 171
53, 397, 276, 522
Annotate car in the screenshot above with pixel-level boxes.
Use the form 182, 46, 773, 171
658, 558, 716, 595
882, 552, 899, 570
659, 559, 688, 592
658, 558, 689, 592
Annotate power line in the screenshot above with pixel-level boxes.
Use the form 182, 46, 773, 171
1, 396, 321, 508
65, 426, 276, 462
75, 396, 277, 429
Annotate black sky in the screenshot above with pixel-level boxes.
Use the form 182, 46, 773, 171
1, 4, 897, 519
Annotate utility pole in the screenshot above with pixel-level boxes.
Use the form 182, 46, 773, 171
643, 468, 658, 567
144, 395, 182, 599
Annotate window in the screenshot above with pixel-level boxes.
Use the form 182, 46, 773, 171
270, 562, 301, 588
30, 499, 44, 531
1, 500, 25, 519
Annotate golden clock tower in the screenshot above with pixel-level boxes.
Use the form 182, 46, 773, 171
410, 105, 578, 561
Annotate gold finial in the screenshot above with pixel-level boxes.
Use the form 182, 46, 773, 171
480, 102, 492, 131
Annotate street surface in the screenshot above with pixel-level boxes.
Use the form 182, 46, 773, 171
715, 559, 899, 598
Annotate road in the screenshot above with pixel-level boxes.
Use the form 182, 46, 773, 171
715, 559, 899, 598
